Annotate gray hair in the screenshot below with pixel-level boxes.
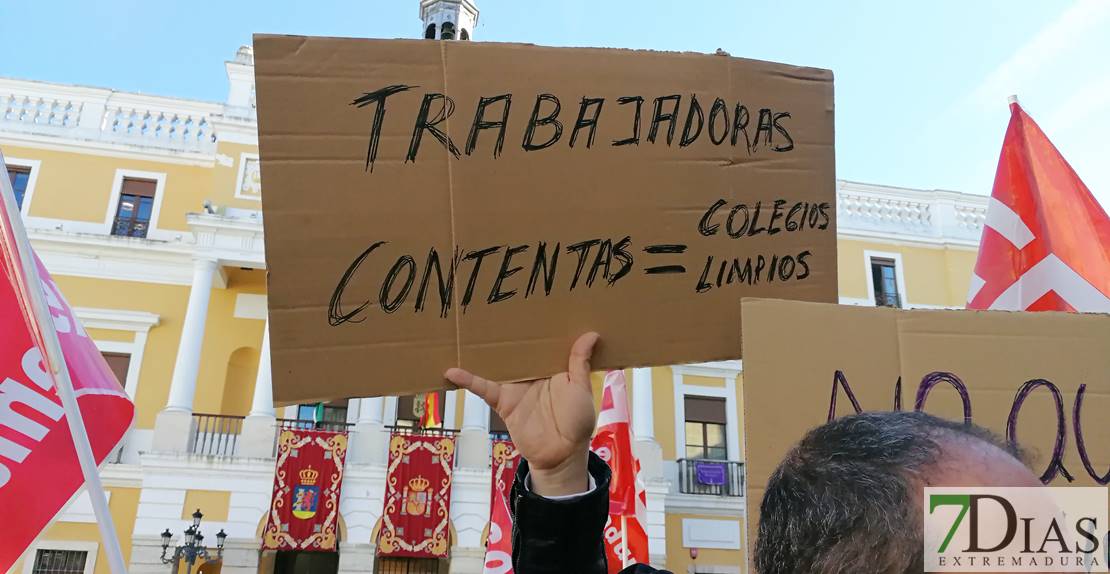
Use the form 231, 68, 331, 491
754, 411, 1023, 574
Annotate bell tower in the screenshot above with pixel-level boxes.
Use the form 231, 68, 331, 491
420, 0, 478, 41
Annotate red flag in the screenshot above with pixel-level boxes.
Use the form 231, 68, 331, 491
968, 100, 1110, 312
0, 173, 134, 569
482, 491, 514, 574
590, 371, 650, 571
484, 440, 520, 574
420, 392, 442, 428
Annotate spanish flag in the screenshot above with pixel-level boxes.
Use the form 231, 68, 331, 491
420, 393, 442, 428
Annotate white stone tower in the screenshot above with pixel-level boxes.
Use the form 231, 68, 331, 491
420, 0, 478, 41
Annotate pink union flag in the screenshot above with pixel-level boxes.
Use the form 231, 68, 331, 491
0, 219, 134, 568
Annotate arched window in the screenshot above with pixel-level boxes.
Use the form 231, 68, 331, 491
460, 29, 470, 41
441, 22, 455, 40
424, 23, 436, 39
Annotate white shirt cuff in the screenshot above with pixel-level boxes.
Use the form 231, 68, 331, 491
523, 472, 597, 501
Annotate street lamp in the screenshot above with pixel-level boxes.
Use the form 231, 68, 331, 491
160, 509, 227, 574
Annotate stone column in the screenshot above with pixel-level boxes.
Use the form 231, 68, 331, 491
631, 367, 664, 479
152, 257, 218, 452
457, 391, 490, 468
350, 396, 389, 465
241, 322, 277, 458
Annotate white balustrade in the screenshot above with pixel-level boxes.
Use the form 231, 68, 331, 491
837, 182, 988, 244
2, 94, 83, 128
0, 78, 220, 155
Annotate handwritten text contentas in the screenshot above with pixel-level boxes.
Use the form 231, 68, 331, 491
327, 199, 830, 325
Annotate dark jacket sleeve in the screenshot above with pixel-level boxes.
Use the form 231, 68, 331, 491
510, 451, 665, 574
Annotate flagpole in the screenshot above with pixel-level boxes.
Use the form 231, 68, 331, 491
0, 153, 129, 574
621, 515, 630, 568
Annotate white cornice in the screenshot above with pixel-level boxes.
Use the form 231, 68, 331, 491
673, 361, 742, 379
188, 212, 265, 268
0, 134, 217, 167
74, 307, 161, 332
664, 492, 746, 517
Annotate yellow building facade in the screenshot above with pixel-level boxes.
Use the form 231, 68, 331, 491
1, 5, 988, 574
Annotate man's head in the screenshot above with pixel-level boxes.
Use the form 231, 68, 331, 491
754, 411, 1040, 574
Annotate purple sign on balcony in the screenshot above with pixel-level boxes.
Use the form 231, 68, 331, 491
694, 461, 727, 486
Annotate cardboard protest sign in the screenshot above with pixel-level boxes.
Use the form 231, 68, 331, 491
742, 299, 1110, 548
254, 35, 835, 404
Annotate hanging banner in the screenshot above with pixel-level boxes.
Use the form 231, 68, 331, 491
262, 428, 348, 551
490, 439, 519, 517
378, 433, 457, 558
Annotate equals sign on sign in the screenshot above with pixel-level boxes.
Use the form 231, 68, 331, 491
643, 244, 688, 274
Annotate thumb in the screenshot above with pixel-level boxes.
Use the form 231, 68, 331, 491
567, 332, 600, 389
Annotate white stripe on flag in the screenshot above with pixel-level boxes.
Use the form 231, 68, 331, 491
74, 387, 130, 399
984, 197, 1036, 249
967, 273, 987, 303
989, 254, 1110, 312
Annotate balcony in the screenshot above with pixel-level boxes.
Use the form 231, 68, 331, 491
676, 458, 745, 497
190, 413, 245, 457
874, 291, 902, 308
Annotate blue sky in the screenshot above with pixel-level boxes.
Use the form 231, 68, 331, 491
2, 0, 1107, 207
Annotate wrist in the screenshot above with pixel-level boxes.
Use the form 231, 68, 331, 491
529, 448, 590, 497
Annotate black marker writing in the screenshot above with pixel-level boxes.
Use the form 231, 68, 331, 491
352, 85, 415, 172
408, 93, 462, 163
522, 94, 563, 151
570, 97, 605, 149
466, 94, 512, 158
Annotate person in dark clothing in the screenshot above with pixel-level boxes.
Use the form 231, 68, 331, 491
445, 333, 1040, 574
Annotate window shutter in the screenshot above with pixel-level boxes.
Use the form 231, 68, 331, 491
684, 395, 727, 424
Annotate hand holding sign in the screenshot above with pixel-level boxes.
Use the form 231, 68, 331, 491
446, 332, 600, 497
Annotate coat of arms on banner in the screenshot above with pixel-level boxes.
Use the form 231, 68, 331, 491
403, 476, 432, 516
261, 429, 348, 551
377, 433, 457, 559
292, 468, 320, 519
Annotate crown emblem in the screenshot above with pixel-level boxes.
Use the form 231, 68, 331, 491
408, 476, 430, 492
299, 468, 320, 485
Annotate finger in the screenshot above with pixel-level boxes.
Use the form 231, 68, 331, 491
444, 367, 501, 409
567, 331, 600, 388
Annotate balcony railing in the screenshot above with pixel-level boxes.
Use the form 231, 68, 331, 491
276, 418, 355, 433
677, 458, 745, 497
273, 418, 355, 456
111, 216, 150, 238
384, 425, 460, 437
874, 291, 902, 308
190, 413, 244, 457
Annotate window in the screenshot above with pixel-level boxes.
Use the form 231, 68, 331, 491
101, 352, 131, 386
424, 23, 436, 39
684, 396, 727, 460
111, 178, 156, 238
870, 257, 901, 307
460, 29, 470, 41
395, 392, 445, 427
296, 400, 349, 427
7, 165, 31, 209
440, 22, 455, 40
31, 550, 87, 574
